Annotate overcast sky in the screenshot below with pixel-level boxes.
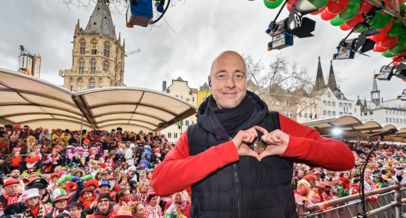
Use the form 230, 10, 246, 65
0, 0, 404, 102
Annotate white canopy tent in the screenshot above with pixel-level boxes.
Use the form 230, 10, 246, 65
0, 69, 197, 131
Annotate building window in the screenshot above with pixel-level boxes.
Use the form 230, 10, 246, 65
323, 110, 326, 115
90, 59, 96, 74
314, 114, 317, 119
339, 112, 343, 115
327, 111, 331, 116
323, 100, 326, 105
79, 39, 86, 54
332, 101, 336, 107
78, 59, 85, 74
88, 78, 96, 89
103, 61, 109, 72
185, 120, 190, 126
186, 98, 190, 102
339, 102, 342, 107
91, 39, 97, 55
168, 133, 171, 138
104, 42, 110, 57
333, 111, 336, 116
174, 133, 178, 138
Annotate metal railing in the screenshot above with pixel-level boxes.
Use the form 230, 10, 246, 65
297, 183, 406, 218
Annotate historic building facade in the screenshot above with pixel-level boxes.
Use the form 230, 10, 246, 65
59, 0, 125, 92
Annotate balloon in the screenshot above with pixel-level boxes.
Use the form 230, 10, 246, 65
345, 13, 364, 28
310, 0, 329, 9
382, 50, 396, 58
354, 25, 367, 33
369, 33, 386, 43
330, 16, 346, 26
320, 8, 337, 20
338, 0, 361, 21
369, 11, 392, 30
387, 20, 406, 37
340, 23, 352, 31
264, 0, 284, 9
373, 43, 387, 52
378, 20, 393, 34
359, 0, 373, 12
286, 0, 297, 10
388, 43, 406, 54
326, 0, 350, 15
378, 36, 399, 49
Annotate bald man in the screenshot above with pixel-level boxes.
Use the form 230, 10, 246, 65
152, 51, 354, 218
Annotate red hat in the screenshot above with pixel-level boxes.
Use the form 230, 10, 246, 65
85, 179, 99, 188
49, 173, 60, 180
3, 178, 19, 187
66, 181, 78, 192
54, 194, 68, 202
79, 187, 94, 196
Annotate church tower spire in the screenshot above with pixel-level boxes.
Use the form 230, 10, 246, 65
327, 60, 338, 91
371, 75, 381, 106
314, 56, 325, 92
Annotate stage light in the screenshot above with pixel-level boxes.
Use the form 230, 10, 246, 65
127, 0, 153, 27
375, 65, 395, 81
398, 89, 406, 101
393, 63, 406, 80
333, 39, 357, 60
332, 127, 343, 136
287, 13, 316, 38
266, 18, 294, 50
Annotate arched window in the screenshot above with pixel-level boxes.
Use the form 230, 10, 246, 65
91, 39, 98, 55
104, 42, 110, 57
77, 78, 84, 91
103, 61, 109, 72
78, 59, 85, 74
90, 58, 96, 74
79, 39, 86, 54
98, 78, 104, 88
88, 77, 96, 89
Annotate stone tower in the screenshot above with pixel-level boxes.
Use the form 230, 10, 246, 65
60, 0, 125, 92
313, 56, 326, 92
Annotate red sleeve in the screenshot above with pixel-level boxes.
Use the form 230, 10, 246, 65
278, 113, 355, 171
151, 130, 239, 196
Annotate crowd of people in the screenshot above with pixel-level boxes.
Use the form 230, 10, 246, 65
0, 124, 404, 217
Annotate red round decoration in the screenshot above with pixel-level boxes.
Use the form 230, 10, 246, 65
378, 20, 393, 34
379, 36, 399, 49
369, 33, 386, 43
373, 43, 387, 52
340, 23, 352, 31
320, 8, 337, 20
359, 0, 373, 12
326, 0, 351, 15
345, 13, 364, 28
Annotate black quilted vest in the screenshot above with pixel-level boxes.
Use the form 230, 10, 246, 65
188, 92, 297, 218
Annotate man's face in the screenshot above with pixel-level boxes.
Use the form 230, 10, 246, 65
97, 199, 110, 212
55, 199, 67, 210
209, 52, 247, 109
11, 170, 20, 178
69, 207, 82, 218
5, 184, 18, 196
149, 196, 158, 206
135, 204, 145, 218
100, 186, 109, 193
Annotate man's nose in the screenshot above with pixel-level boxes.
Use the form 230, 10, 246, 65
225, 75, 235, 88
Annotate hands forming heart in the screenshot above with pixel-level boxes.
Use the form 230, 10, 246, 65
231, 126, 290, 161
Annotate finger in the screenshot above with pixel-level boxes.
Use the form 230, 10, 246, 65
258, 150, 271, 161
254, 126, 269, 135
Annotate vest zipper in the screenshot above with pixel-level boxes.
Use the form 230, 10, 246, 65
233, 163, 241, 218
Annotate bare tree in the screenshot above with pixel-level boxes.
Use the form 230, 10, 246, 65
244, 54, 318, 121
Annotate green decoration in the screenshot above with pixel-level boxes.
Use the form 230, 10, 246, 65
387, 20, 406, 37
330, 16, 345, 26
369, 11, 392, 30
338, 0, 361, 21
310, 0, 329, 9
264, 0, 284, 9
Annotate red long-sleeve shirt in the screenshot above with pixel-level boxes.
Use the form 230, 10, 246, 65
152, 113, 355, 196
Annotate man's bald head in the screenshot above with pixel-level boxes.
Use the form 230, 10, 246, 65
210, 51, 246, 76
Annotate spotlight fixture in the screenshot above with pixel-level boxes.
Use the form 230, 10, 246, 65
394, 63, 406, 80
375, 65, 395, 81
266, 19, 294, 50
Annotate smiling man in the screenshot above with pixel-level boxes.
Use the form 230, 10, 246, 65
152, 50, 355, 218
